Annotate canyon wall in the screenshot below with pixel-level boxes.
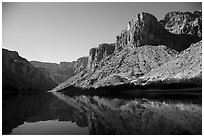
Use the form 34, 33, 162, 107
2, 49, 57, 95
160, 11, 202, 37
116, 12, 201, 52
87, 43, 115, 70
31, 56, 88, 83
53, 11, 202, 91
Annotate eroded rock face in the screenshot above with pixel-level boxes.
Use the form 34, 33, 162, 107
133, 40, 202, 86
87, 43, 115, 70
116, 12, 164, 50
160, 11, 202, 38
2, 49, 57, 94
31, 56, 88, 84
53, 45, 178, 91
116, 12, 201, 52
74, 57, 89, 73
52, 11, 202, 92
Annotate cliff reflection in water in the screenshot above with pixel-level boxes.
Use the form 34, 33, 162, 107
3, 91, 202, 135
2, 92, 88, 134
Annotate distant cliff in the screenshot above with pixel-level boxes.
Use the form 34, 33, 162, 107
2, 48, 57, 95
52, 11, 202, 92
30, 56, 88, 84
87, 43, 115, 70
31, 43, 116, 84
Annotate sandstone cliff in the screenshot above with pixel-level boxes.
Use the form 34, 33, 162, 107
116, 12, 200, 52
52, 11, 202, 92
53, 44, 178, 91
132, 40, 202, 87
31, 56, 88, 84
87, 43, 115, 70
160, 10, 202, 38
2, 49, 57, 95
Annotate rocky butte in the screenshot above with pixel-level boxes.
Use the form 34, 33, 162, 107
52, 11, 202, 92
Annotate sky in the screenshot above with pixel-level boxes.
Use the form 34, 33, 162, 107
2, 2, 202, 63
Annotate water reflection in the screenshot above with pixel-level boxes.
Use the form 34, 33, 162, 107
2, 92, 88, 134
2, 91, 202, 135
11, 120, 89, 135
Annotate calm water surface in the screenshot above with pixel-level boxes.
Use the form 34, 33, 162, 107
2, 90, 202, 135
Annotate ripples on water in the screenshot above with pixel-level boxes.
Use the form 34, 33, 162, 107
2, 90, 202, 135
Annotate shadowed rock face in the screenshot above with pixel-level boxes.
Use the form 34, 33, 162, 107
87, 43, 115, 70
116, 12, 201, 52
160, 11, 202, 38
31, 56, 88, 84
2, 49, 57, 94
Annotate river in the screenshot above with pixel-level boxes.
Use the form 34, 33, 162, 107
2, 90, 202, 135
